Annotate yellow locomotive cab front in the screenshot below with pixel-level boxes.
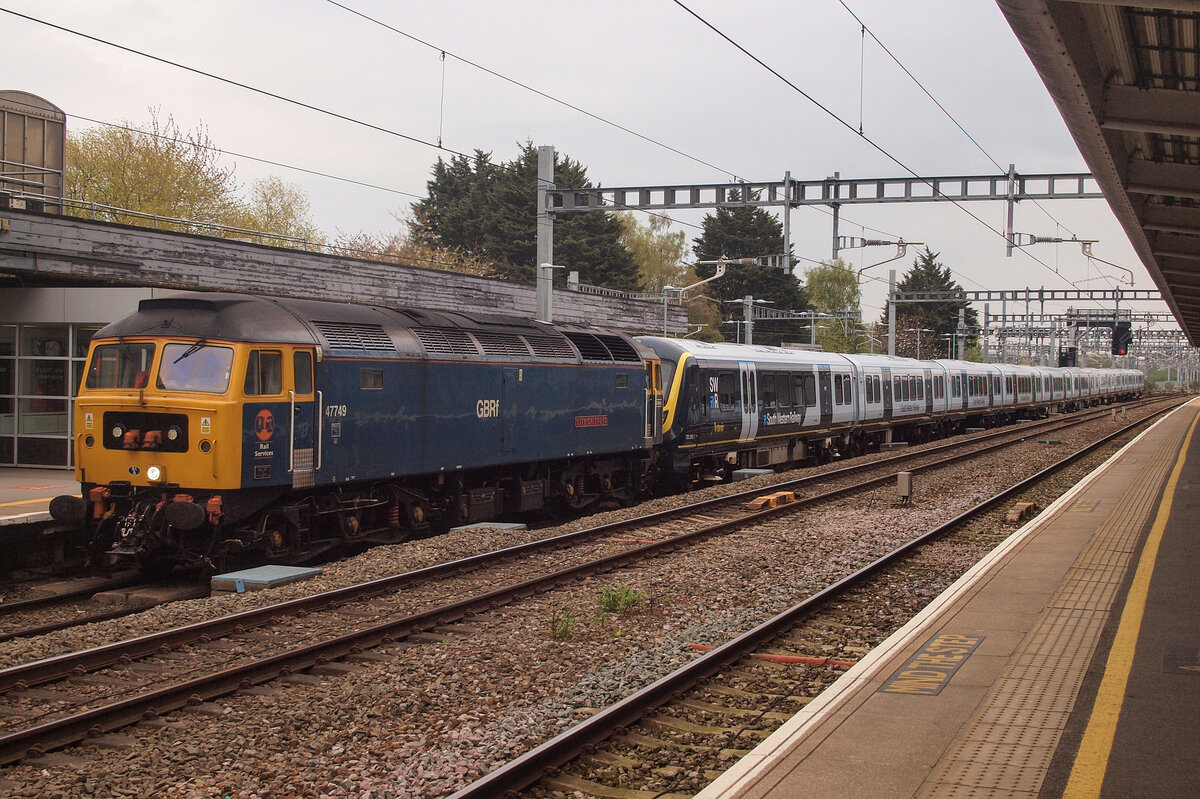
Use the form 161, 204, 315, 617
71, 338, 243, 492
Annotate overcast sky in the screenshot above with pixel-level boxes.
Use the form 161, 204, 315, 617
4, 0, 1171, 326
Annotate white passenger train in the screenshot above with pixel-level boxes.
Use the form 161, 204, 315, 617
637, 337, 1145, 486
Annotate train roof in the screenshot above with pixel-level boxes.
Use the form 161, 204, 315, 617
636, 337, 855, 368
94, 292, 651, 365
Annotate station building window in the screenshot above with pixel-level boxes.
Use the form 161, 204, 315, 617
0, 323, 103, 467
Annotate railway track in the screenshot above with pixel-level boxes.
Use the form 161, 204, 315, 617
0, 397, 1178, 774
450, 402, 1175, 798
0, 398, 1161, 651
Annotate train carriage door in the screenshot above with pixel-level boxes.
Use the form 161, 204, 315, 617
737, 361, 758, 443
818, 366, 833, 426
644, 360, 663, 445
881, 367, 893, 420
501, 367, 520, 455
288, 348, 318, 488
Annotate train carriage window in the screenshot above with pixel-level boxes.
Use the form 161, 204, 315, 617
243, 350, 283, 396
802, 373, 816, 407
763, 374, 777, 407
843, 374, 852, 404
792, 375, 803, 406
875, 375, 882, 403
834, 374, 844, 405
359, 368, 384, 389
717, 372, 736, 410
294, 351, 313, 395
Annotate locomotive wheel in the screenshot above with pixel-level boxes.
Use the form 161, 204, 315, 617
261, 512, 302, 561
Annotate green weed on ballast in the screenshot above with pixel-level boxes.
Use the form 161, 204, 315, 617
597, 585, 644, 615
548, 606, 577, 640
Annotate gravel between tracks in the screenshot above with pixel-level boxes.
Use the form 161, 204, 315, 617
0, 405, 1168, 797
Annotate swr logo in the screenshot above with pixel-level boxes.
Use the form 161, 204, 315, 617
255, 409, 275, 441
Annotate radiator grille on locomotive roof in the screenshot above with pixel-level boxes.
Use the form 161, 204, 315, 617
524, 335, 576, 360
312, 321, 396, 351
472, 331, 532, 358
595, 334, 642, 362
564, 331, 620, 361
413, 327, 480, 356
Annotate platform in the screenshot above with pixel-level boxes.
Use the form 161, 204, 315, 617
0, 467, 77, 525
699, 397, 1200, 799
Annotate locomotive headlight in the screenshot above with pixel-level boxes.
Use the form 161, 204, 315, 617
111, 424, 125, 439
166, 426, 181, 442
146, 465, 164, 482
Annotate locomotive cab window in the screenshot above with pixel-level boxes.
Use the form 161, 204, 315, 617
86, 342, 156, 389
243, 350, 283, 396
158, 344, 234, 394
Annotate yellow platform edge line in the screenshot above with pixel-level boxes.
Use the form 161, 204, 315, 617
0, 496, 56, 508
1063, 402, 1200, 799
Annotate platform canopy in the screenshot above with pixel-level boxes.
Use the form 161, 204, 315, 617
998, 1, 1200, 345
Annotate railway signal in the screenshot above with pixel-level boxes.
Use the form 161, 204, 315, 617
1111, 321, 1132, 356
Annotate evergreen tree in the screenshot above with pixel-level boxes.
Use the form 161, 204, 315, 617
411, 144, 639, 290
691, 197, 807, 344
884, 247, 979, 359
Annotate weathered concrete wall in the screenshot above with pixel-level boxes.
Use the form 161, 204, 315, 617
0, 209, 686, 334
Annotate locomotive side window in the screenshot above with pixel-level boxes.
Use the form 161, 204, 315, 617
243, 350, 283, 396
294, 351, 313, 395
717, 372, 736, 410
158, 344, 234, 393
360, 368, 384, 390
86, 342, 156, 389
616, 373, 628, 389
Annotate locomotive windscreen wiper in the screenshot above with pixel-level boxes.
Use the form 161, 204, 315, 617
172, 338, 208, 364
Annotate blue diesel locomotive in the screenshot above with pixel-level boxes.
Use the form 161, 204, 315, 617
51, 293, 663, 573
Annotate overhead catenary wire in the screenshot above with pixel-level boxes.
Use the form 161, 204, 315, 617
0, 7, 705, 241
324, 0, 745, 183
671, 0, 1123, 300
834, 0, 1084, 244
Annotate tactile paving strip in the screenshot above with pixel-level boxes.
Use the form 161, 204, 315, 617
917, 409, 1193, 797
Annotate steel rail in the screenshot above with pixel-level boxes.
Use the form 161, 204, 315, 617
0, 397, 1171, 696
446, 404, 1176, 798
0, 399, 1174, 765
